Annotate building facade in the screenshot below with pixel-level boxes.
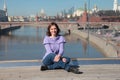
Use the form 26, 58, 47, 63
0, 0, 8, 22
0, 9, 8, 22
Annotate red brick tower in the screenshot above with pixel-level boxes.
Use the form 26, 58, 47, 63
82, 3, 88, 22
36, 13, 39, 22
78, 3, 88, 23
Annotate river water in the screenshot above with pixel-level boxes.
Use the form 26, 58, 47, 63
0, 25, 104, 61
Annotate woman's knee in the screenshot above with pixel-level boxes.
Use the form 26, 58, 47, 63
42, 53, 56, 65
64, 57, 70, 63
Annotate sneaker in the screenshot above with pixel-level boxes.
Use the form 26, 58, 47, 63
40, 66, 48, 71
68, 67, 83, 74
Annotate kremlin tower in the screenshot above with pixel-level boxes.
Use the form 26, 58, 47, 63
78, 3, 88, 23
0, 0, 8, 22
82, 3, 88, 22
113, 0, 120, 11
3, 0, 8, 16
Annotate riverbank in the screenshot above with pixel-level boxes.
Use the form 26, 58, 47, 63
0, 64, 120, 80
0, 25, 21, 35
72, 29, 119, 57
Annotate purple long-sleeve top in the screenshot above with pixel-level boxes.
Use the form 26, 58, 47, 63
42, 35, 66, 60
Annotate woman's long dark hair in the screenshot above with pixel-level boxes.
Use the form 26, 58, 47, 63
46, 22, 60, 36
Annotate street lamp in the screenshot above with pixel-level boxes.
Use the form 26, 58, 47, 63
87, 0, 90, 42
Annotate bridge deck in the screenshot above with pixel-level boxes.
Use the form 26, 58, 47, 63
0, 64, 120, 80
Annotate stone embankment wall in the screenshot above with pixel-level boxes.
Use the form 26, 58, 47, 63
0, 25, 21, 35
72, 30, 117, 57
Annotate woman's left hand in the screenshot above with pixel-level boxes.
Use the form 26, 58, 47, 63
62, 58, 67, 63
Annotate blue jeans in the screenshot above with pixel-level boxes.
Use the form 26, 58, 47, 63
42, 53, 71, 71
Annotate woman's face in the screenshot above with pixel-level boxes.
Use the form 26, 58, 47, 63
50, 25, 57, 36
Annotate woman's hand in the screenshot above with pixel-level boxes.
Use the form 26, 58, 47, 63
54, 55, 60, 62
62, 58, 67, 63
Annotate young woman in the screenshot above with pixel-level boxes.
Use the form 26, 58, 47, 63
41, 22, 81, 74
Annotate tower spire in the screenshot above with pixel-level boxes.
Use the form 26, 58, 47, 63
113, 0, 118, 11
3, 0, 8, 16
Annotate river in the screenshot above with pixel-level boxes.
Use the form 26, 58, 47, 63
0, 25, 104, 61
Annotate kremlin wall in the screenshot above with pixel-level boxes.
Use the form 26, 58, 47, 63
78, 9, 120, 22
78, 0, 120, 22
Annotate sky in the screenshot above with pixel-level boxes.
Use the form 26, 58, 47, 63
0, 0, 120, 16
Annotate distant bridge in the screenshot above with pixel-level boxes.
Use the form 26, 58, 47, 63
0, 22, 120, 29
0, 22, 77, 27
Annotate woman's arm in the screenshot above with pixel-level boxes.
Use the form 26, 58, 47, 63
53, 43, 64, 62
54, 42, 65, 62
43, 36, 53, 54
44, 44, 53, 54
59, 43, 67, 63
58, 43, 64, 56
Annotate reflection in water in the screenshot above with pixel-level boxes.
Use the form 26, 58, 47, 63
81, 38, 88, 55
5, 36, 8, 54
36, 26, 39, 42
0, 36, 8, 57
0, 25, 104, 61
